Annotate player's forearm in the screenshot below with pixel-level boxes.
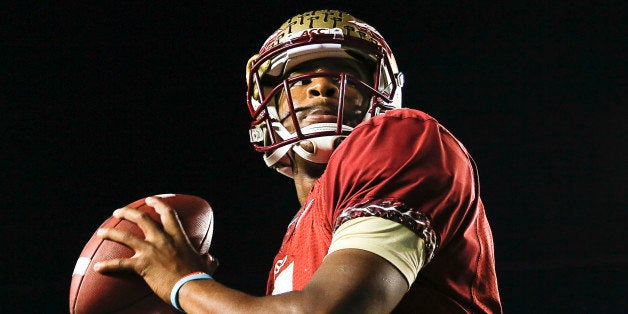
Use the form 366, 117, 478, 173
176, 249, 408, 313
177, 279, 301, 313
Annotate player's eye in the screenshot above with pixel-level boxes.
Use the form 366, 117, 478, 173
291, 78, 312, 87
345, 79, 359, 88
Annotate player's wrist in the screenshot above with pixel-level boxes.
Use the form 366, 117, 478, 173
170, 271, 213, 312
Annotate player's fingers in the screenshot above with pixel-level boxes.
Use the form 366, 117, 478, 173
145, 196, 188, 242
96, 227, 146, 250
112, 206, 162, 239
93, 257, 135, 273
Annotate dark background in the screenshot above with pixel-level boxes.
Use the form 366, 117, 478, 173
4, 1, 625, 313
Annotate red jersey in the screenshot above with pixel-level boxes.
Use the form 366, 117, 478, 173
267, 109, 502, 313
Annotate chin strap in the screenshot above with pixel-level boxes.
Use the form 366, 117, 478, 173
263, 123, 352, 178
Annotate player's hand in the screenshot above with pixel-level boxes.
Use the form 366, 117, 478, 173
93, 196, 219, 303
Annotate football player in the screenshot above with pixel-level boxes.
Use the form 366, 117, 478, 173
96, 9, 502, 313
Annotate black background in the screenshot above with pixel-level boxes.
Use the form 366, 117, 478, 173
4, 1, 626, 313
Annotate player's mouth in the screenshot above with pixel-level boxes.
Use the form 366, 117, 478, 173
302, 112, 338, 124
280, 101, 365, 130
283, 103, 338, 123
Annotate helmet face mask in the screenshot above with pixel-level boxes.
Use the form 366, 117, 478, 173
246, 9, 403, 175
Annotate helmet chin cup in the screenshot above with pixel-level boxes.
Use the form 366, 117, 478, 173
268, 135, 346, 179
264, 123, 352, 178
292, 135, 344, 164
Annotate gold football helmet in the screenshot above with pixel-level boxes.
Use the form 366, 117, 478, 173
246, 9, 404, 177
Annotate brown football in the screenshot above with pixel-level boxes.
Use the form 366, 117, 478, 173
69, 194, 214, 314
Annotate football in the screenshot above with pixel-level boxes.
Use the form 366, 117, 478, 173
69, 194, 214, 314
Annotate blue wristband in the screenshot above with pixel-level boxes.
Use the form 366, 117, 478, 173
170, 272, 213, 312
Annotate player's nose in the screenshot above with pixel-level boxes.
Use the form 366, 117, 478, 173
307, 77, 339, 98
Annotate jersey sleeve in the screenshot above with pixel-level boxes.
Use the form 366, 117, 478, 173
320, 109, 480, 262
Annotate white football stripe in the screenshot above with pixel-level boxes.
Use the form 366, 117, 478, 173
72, 257, 91, 276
